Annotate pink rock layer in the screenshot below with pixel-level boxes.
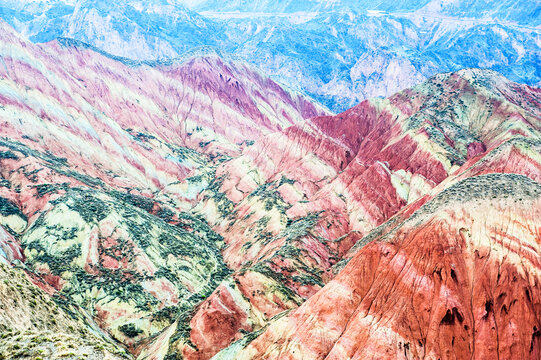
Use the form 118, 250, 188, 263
227, 174, 541, 359
186, 70, 541, 358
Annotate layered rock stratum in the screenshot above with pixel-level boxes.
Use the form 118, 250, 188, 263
0, 19, 540, 360
216, 174, 541, 359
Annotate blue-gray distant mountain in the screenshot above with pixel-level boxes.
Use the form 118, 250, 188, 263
220, 10, 540, 110
0, 0, 225, 59
1, 0, 539, 111
187, 0, 540, 26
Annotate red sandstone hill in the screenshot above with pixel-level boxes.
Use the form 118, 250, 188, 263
0, 20, 327, 359
0, 20, 540, 360
217, 174, 541, 359
183, 70, 541, 358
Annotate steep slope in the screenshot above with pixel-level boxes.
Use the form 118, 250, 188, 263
210, 68, 541, 268
215, 174, 541, 359
0, 19, 325, 206
167, 69, 541, 359
0, 21, 326, 359
204, 65, 541, 360
1, 18, 540, 360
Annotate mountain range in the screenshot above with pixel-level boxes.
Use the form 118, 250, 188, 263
0, 0, 539, 111
0, 11, 541, 359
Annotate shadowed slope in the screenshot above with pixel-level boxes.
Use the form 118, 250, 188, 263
177, 70, 541, 359
216, 174, 541, 359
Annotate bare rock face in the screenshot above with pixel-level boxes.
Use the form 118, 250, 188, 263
0, 19, 327, 190
1, 19, 541, 360
0, 20, 326, 359
187, 70, 541, 358
217, 174, 541, 359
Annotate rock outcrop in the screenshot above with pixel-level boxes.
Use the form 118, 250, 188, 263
0, 18, 540, 360
187, 70, 541, 358
0, 20, 325, 359
216, 174, 541, 359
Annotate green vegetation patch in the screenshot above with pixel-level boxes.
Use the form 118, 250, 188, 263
109, 190, 155, 213
119, 323, 143, 338
33, 183, 70, 198
22, 187, 232, 347
0, 150, 18, 160
203, 174, 236, 218
278, 211, 322, 241
65, 191, 110, 223
0, 196, 25, 219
